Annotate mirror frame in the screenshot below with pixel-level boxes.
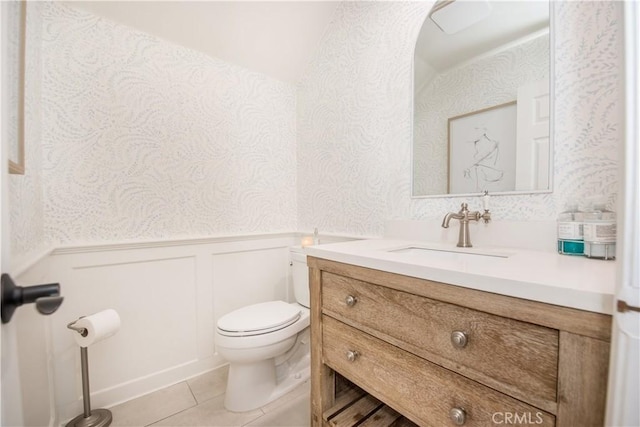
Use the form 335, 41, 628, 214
7, 1, 26, 175
410, 1, 555, 199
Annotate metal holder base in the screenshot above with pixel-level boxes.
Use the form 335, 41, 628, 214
65, 409, 112, 427
65, 346, 112, 427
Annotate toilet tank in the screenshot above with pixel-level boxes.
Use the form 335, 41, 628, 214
290, 247, 310, 308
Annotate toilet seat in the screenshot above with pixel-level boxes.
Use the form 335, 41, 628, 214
217, 301, 301, 337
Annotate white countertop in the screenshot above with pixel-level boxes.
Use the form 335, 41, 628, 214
304, 239, 617, 315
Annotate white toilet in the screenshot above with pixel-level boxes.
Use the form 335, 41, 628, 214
214, 246, 311, 412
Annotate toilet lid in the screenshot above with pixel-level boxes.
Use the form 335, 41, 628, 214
217, 301, 301, 335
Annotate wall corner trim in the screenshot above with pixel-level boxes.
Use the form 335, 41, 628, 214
50, 232, 300, 255
12, 244, 55, 277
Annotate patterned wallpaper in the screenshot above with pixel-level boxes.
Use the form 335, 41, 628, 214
9, 1, 623, 261
297, 1, 428, 237
413, 34, 549, 196
297, 0, 622, 237
37, 2, 297, 244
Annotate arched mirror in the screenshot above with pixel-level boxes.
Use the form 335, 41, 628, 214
412, 0, 552, 197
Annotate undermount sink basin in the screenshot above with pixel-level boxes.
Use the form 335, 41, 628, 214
385, 245, 514, 259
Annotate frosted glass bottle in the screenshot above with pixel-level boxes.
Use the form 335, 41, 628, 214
557, 204, 584, 255
583, 201, 616, 260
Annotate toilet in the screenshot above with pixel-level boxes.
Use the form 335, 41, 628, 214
214, 246, 311, 412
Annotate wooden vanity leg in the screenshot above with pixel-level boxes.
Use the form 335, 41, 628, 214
557, 331, 610, 427
310, 267, 335, 426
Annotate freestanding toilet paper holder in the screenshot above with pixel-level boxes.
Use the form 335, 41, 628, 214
66, 319, 113, 427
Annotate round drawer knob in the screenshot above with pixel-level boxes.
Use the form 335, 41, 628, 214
345, 295, 358, 307
451, 331, 468, 349
346, 350, 359, 362
449, 407, 466, 425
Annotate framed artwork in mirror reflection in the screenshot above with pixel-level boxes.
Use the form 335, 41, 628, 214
448, 101, 517, 194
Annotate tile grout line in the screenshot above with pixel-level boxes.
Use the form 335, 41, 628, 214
143, 381, 199, 427
132, 371, 308, 427
240, 408, 267, 427
186, 379, 199, 405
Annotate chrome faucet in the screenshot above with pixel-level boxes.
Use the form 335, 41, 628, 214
442, 202, 491, 248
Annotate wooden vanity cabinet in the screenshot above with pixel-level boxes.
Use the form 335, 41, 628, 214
309, 257, 612, 427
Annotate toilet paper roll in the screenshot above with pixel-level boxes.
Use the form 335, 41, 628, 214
72, 309, 121, 348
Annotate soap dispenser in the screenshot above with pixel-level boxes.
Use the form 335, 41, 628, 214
557, 203, 584, 255
582, 197, 616, 260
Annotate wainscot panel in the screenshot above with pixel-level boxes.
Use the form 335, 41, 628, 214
15, 234, 299, 425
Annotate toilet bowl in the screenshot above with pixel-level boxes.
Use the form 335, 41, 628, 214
214, 246, 311, 412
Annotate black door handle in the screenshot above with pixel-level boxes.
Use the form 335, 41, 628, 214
1, 273, 63, 323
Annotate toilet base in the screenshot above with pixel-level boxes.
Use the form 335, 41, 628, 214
224, 361, 310, 413
224, 333, 310, 412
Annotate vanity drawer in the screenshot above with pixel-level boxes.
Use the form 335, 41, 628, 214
322, 315, 555, 427
322, 272, 559, 405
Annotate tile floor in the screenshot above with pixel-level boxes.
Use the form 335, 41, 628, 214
109, 365, 310, 427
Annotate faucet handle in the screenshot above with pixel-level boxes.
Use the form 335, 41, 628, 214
459, 203, 469, 213
482, 191, 490, 211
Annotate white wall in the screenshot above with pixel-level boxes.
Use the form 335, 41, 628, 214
43, 2, 297, 243
6, 3, 308, 425
297, 1, 623, 236
15, 234, 298, 425
13, 1, 624, 256
5, 0, 625, 425
1, 2, 26, 426
8, 1, 46, 271
9, 1, 298, 266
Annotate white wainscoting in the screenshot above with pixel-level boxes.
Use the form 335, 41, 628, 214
15, 233, 302, 426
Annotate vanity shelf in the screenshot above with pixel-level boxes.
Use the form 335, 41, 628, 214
309, 257, 612, 427
323, 376, 418, 427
